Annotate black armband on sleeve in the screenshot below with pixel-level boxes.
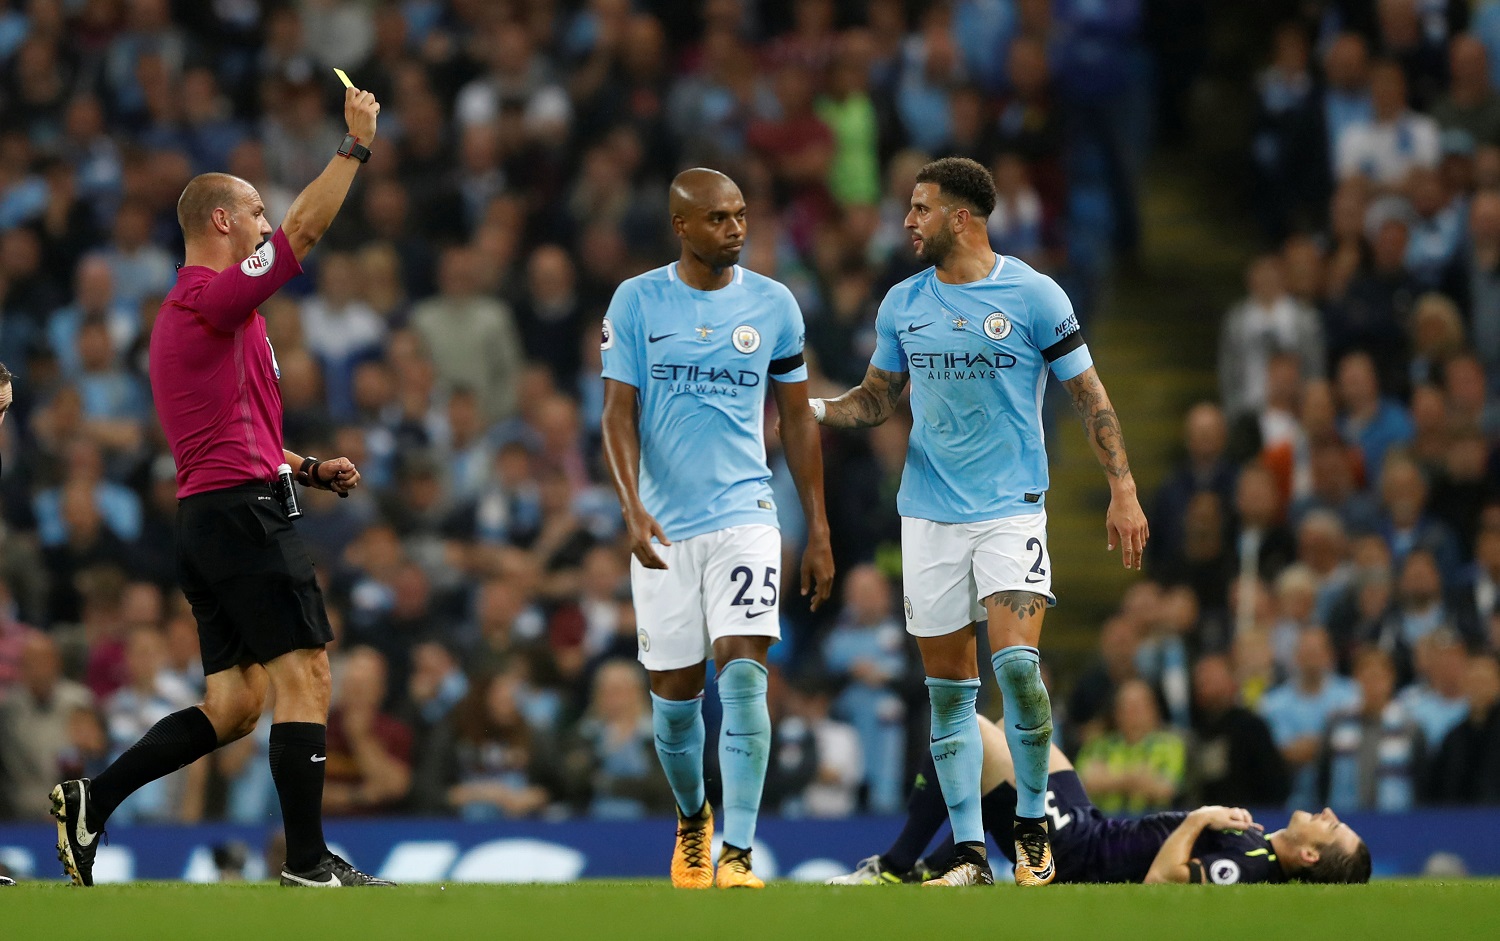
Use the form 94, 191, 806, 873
768, 352, 805, 376
1040, 329, 1086, 364
1186, 860, 1205, 884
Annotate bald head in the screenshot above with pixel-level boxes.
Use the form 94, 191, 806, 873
177, 172, 255, 242
669, 167, 739, 219
669, 167, 746, 277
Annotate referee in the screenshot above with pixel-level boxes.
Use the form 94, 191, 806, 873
51, 85, 392, 888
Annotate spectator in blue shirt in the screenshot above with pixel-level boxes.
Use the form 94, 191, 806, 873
821, 564, 911, 814
1399, 629, 1472, 747
1319, 34, 1376, 177
1320, 647, 1424, 812
32, 436, 142, 549
74, 317, 149, 464
47, 256, 140, 376
1259, 627, 1361, 809
896, 14, 965, 154
950, 0, 1018, 95
1377, 457, 1463, 582
1336, 351, 1414, 480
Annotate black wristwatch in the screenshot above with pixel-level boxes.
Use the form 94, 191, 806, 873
297, 456, 322, 488
337, 134, 371, 164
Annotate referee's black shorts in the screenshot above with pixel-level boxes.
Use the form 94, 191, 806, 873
176, 482, 334, 675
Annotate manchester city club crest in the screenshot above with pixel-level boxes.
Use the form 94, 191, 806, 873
984, 311, 1012, 340
731, 324, 761, 353
637, 628, 651, 652
903, 595, 914, 621
601, 317, 614, 350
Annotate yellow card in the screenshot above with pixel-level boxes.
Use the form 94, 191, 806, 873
333, 68, 353, 89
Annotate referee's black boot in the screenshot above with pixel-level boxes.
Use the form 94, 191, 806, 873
281, 853, 397, 887
51, 779, 102, 887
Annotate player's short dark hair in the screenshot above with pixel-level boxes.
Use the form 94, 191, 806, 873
915, 156, 997, 218
1302, 840, 1372, 884
0, 360, 11, 386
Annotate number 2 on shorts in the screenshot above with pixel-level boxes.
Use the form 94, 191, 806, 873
1025, 536, 1047, 584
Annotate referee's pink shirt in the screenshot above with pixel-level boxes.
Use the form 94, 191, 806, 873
150, 228, 303, 498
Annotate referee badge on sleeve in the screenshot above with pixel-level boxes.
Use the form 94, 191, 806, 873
240, 240, 276, 277
601, 318, 615, 350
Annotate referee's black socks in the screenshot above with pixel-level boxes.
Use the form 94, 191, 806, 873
269, 722, 330, 873
90, 706, 219, 823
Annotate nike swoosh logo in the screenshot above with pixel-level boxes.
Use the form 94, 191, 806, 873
648, 332, 677, 343
724, 729, 761, 737
1025, 576, 1045, 584
1014, 720, 1050, 733
283, 871, 340, 887
907, 322, 934, 333
1032, 860, 1055, 881
744, 609, 773, 619
311, 755, 327, 763
75, 788, 96, 848
930, 730, 961, 743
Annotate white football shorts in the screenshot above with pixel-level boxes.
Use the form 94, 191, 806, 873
901, 512, 1056, 637
630, 523, 782, 671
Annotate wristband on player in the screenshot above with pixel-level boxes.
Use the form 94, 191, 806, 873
297, 456, 325, 489
809, 398, 827, 424
337, 134, 372, 164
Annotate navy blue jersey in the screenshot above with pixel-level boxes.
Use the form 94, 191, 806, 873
990, 773, 1288, 884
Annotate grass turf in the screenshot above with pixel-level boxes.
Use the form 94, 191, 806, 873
2, 880, 1495, 941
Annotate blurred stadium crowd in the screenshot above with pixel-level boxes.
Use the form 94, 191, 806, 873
0, 0, 1494, 829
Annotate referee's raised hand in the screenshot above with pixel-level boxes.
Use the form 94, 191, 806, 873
344, 85, 380, 144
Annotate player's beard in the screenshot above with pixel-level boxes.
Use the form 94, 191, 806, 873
921, 226, 956, 267
697, 244, 741, 272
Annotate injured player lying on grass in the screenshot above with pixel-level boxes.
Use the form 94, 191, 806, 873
828, 715, 1370, 886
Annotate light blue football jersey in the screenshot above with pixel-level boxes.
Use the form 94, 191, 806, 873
870, 254, 1092, 523
600, 262, 809, 541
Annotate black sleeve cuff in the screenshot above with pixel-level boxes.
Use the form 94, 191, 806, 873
768, 352, 805, 376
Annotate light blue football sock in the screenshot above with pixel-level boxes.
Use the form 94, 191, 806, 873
925, 676, 985, 846
992, 645, 1053, 820
716, 659, 770, 849
650, 692, 706, 817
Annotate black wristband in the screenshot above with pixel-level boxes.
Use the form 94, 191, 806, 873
337, 134, 371, 163
297, 456, 321, 489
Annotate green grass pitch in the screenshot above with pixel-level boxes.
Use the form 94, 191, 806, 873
2, 880, 1495, 941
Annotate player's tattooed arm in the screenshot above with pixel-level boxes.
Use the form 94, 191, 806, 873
1062, 366, 1150, 570
1063, 366, 1131, 481
818, 365, 909, 429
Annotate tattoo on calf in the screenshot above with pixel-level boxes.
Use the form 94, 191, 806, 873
983, 590, 1046, 619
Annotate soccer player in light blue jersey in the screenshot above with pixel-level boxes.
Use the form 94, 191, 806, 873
813, 157, 1149, 887
600, 168, 835, 889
